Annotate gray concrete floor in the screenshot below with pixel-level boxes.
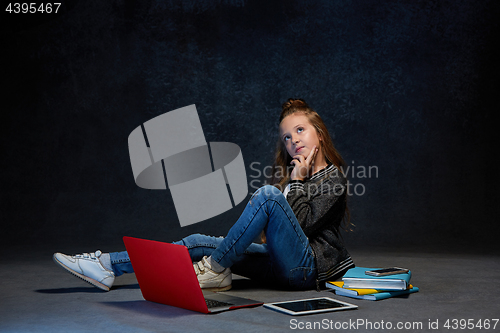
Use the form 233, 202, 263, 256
1, 248, 499, 332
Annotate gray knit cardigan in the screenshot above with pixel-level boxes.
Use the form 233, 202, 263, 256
286, 163, 355, 287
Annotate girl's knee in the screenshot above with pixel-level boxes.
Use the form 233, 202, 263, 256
257, 185, 283, 200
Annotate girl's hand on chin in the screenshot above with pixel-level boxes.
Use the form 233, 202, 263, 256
290, 145, 318, 181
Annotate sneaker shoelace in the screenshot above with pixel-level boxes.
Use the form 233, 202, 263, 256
74, 250, 102, 260
193, 256, 211, 275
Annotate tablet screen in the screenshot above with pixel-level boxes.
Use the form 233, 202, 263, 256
273, 298, 348, 313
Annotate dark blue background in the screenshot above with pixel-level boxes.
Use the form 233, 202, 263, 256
2, 0, 498, 253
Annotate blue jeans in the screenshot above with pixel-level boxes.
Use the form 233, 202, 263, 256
110, 185, 317, 290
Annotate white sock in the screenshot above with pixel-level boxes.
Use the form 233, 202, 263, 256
207, 256, 225, 273
100, 253, 113, 271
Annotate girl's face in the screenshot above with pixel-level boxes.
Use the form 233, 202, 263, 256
279, 113, 326, 164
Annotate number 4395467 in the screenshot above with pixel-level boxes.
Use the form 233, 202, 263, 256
6, 3, 61, 14
443, 319, 498, 330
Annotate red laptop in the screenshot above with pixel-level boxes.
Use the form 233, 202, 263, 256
123, 236, 263, 314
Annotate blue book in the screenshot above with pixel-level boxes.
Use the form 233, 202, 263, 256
342, 267, 412, 290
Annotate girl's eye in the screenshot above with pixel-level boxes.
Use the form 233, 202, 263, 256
297, 127, 304, 133
284, 136, 290, 142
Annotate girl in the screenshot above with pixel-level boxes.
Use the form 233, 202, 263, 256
53, 99, 354, 292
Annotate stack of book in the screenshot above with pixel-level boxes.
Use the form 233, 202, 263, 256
326, 267, 419, 301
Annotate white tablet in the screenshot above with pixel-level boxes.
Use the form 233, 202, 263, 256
263, 297, 358, 316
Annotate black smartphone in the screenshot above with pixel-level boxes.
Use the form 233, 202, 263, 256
365, 267, 409, 276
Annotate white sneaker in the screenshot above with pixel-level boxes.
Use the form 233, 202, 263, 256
193, 256, 232, 291
53, 250, 115, 291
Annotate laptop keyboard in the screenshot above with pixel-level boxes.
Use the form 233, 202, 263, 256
205, 299, 233, 308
